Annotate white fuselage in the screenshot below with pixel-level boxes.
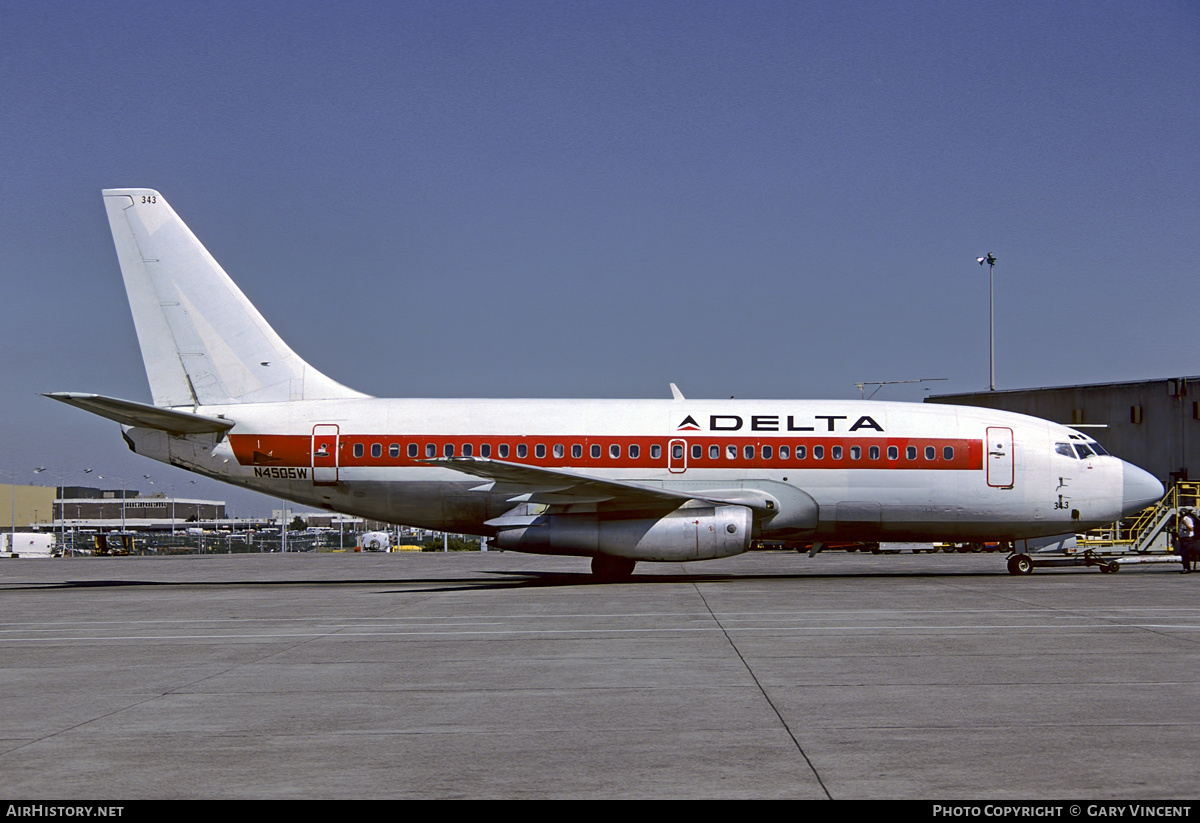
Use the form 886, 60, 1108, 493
122, 396, 1148, 550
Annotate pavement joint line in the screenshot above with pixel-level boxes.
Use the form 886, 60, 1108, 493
690, 579, 834, 800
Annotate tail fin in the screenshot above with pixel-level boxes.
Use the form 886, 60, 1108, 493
102, 189, 368, 407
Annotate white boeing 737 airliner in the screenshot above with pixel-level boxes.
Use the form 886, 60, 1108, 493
48, 189, 1163, 578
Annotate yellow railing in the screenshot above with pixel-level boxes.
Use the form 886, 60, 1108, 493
1078, 481, 1200, 551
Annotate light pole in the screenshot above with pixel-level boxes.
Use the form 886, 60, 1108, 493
33, 467, 92, 556
1, 469, 17, 548
976, 253, 997, 391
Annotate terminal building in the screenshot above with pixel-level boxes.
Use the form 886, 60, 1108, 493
3, 484, 230, 533
55, 487, 227, 529
928, 375, 1200, 486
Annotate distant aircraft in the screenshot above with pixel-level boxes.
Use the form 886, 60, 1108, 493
48, 189, 1164, 578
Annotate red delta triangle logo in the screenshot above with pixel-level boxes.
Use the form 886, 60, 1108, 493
677, 415, 702, 431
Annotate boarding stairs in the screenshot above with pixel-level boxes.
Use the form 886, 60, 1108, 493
1009, 482, 1195, 574
1078, 480, 1199, 554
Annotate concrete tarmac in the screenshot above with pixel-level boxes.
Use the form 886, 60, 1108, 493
1, 549, 1197, 799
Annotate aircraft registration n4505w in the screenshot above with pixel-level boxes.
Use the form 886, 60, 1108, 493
48, 190, 1164, 578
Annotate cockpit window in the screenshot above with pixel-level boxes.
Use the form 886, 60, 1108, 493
1055, 443, 1076, 458
1074, 443, 1095, 459
1089, 441, 1109, 456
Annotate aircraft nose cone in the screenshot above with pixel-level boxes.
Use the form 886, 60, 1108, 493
1122, 462, 1164, 515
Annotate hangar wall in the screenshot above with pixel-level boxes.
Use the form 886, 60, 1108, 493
927, 376, 1200, 485
0, 484, 58, 530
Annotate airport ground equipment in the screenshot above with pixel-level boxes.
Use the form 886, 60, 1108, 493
357, 531, 391, 552
93, 533, 135, 556
1, 533, 56, 558
1004, 482, 1197, 574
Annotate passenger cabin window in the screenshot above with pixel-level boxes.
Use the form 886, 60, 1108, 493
831, 446, 842, 459
535, 444, 546, 458
463, 444, 473, 457
629, 445, 640, 459
796, 446, 806, 459
353, 443, 364, 458
408, 443, 418, 458
480, 444, 491, 458
389, 444, 400, 458
591, 444, 602, 459
744, 445, 754, 460
850, 446, 861, 460
672, 444, 684, 459
906, 446, 917, 460
887, 445, 898, 460
943, 446, 954, 460
762, 445, 773, 460
925, 446, 935, 460
371, 443, 382, 458
779, 445, 790, 459
425, 443, 436, 458
692, 444, 702, 459
572, 444, 582, 459
609, 444, 621, 459
813, 446, 824, 459
726, 445, 737, 460
709, 444, 720, 459
650, 444, 662, 459
553, 444, 563, 459
498, 444, 509, 458
869, 446, 879, 460
443, 444, 454, 457
516, 444, 527, 458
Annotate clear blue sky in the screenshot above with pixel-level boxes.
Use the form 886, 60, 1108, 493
3, 0, 1198, 515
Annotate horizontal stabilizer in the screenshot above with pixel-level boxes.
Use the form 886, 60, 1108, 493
44, 393, 235, 435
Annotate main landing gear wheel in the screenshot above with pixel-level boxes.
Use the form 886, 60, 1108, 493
591, 555, 636, 581
1007, 555, 1034, 575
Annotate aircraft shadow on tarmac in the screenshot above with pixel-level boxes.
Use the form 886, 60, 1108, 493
4, 566, 1056, 596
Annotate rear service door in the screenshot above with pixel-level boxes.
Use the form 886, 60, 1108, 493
312, 424, 340, 485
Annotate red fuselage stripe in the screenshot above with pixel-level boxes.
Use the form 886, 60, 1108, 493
231, 434, 985, 472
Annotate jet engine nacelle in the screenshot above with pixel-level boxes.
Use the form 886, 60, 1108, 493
494, 504, 753, 562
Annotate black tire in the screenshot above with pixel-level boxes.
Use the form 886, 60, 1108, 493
591, 555, 636, 581
1008, 555, 1034, 575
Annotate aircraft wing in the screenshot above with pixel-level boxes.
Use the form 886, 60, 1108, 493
44, 393, 235, 435
428, 456, 778, 512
